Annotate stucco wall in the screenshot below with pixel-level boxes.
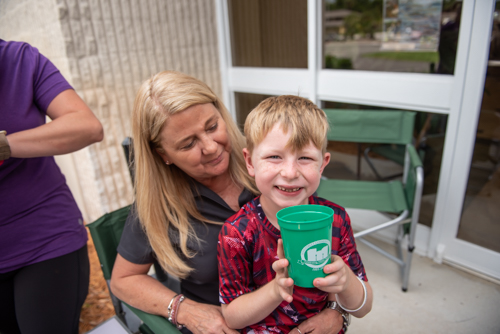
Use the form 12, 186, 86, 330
0, 0, 222, 222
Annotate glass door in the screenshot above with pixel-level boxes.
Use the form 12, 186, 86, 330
429, 0, 500, 280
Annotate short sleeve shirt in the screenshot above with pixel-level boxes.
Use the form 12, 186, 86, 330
218, 195, 367, 334
0, 40, 86, 273
117, 180, 255, 305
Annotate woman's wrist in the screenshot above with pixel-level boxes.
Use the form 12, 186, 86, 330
0, 131, 11, 161
175, 297, 195, 328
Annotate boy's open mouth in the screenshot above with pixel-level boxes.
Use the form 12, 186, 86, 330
276, 186, 302, 193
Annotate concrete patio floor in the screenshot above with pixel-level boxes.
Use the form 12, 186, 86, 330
349, 237, 500, 333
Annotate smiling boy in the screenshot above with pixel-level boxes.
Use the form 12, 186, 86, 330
218, 96, 372, 334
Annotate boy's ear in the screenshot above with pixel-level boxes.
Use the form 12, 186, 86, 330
242, 148, 255, 177
319, 152, 331, 174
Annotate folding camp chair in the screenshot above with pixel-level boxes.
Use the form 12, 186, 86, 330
317, 109, 424, 292
87, 207, 181, 334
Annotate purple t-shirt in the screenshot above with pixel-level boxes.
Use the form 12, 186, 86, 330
0, 40, 87, 273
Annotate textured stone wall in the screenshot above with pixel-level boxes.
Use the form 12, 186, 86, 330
0, 0, 222, 222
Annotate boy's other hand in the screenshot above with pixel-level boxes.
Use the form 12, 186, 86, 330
272, 239, 294, 303
312, 255, 350, 294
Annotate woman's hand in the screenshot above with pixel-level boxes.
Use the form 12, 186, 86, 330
312, 255, 350, 294
272, 239, 294, 303
177, 299, 239, 334
290, 308, 343, 334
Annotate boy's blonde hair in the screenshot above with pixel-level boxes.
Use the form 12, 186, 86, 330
244, 95, 329, 154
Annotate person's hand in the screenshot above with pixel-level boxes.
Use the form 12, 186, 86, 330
312, 255, 351, 294
290, 308, 343, 334
178, 300, 239, 334
271, 239, 294, 303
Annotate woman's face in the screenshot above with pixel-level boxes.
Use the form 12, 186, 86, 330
157, 103, 232, 185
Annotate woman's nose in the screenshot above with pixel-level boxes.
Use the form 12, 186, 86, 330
201, 135, 218, 155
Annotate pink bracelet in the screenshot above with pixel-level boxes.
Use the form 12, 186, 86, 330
168, 294, 185, 329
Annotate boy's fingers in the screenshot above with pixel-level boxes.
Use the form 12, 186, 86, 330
277, 277, 294, 288
272, 258, 289, 273
277, 239, 285, 259
323, 255, 343, 274
281, 292, 293, 304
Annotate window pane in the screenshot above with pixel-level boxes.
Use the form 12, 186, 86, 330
229, 0, 308, 68
457, 4, 500, 252
234, 92, 273, 131
321, 101, 447, 228
323, 0, 462, 74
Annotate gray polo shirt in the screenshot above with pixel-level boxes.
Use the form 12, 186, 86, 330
117, 180, 254, 305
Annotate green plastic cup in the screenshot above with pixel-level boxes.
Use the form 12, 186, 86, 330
277, 204, 333, 288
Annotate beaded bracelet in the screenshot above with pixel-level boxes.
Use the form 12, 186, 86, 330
168, 294, 185, 329
335, 277, 367, 313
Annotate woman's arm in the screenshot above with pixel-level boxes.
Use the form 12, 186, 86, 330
110, 254, 175, 317
111, 254, 239, 334
7, 89, 103, 158
291, 308, 344, 334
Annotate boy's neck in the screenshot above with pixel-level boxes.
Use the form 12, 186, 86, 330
259, 195, 287, 230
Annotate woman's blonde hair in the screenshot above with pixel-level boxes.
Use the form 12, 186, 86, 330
244, 95, 329, 154
132, 71, 257, 278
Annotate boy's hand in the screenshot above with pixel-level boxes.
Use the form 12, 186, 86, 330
272, 239, 294, 303
312, 255, 350, 294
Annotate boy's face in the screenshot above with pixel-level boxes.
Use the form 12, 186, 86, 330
243, 123, 330, 220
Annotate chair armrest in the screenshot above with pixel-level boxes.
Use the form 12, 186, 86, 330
407, 145, 423, 169
125, 303, 182, 334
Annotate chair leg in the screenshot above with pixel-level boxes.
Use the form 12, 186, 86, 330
402, 220, 418, 292
396, 225, 405, 279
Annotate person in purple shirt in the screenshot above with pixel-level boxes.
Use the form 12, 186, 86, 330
0, 39, 103, 334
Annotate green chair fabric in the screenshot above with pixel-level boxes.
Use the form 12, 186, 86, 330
317, 179, 408, 213
325, 109, 415, 144
318, 109, 424, 292
87, 206, 181, 334
88, 205, 131, 280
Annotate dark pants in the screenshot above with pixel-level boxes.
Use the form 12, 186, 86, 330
0, 245, 90, 334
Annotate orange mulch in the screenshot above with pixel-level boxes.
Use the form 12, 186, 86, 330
79, 228, 116, 333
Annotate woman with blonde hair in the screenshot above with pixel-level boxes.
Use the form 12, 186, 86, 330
111, 71, 346, 334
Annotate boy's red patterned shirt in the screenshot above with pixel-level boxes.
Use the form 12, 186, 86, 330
218, 195, 367, 334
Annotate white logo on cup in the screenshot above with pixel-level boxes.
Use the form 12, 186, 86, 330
298, 239, 331, 269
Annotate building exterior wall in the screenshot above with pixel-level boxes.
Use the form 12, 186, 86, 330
0, 0, 222, 222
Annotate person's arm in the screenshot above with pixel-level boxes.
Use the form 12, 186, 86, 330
311, 205, 373, 319
221, 239, 294, 329
313, 258, 373, 318
110, 255, 173, 316
7, 89, 103, 158
111, 254, 238, 334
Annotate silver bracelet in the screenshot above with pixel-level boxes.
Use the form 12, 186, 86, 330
335, 277, 367, 313
167, 294, 179, 319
